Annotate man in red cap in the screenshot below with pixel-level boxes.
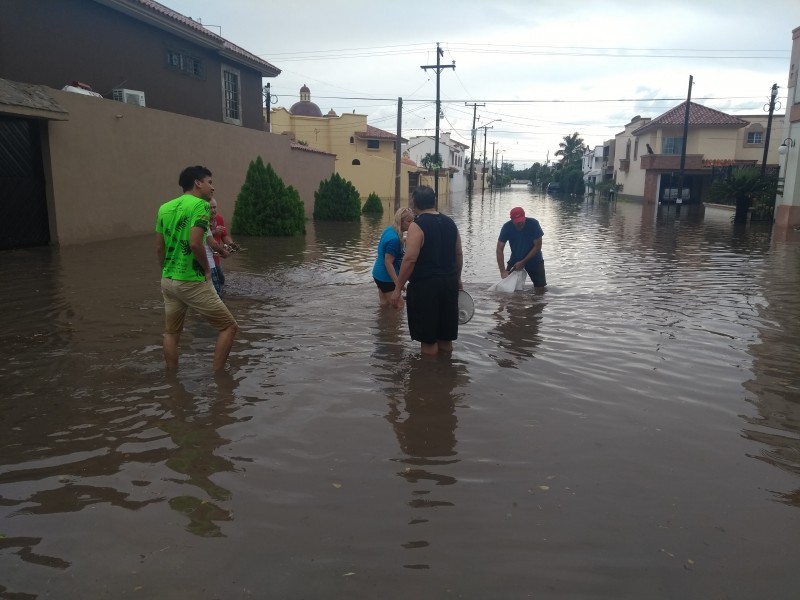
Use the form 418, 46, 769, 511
496, 206, 546, 288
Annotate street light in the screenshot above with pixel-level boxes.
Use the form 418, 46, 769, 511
778, 137, 795, 156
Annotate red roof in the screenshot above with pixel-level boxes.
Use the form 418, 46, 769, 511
114, 0, 280, 76
354, 124, 407, 143
632, 101, 748, 135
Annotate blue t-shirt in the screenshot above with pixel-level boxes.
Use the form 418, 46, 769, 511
372, 226, 404, 282
498, 217, 544, 264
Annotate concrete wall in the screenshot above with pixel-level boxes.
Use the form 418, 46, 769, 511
43, 88, 334, 245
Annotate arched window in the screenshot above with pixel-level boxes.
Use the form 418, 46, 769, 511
349, 136, 355, 144
352, 159, 361, 166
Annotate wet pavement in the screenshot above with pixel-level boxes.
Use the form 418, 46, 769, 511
1, 187, 799, 599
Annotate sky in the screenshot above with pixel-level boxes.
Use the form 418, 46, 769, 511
163, 0, 798, 170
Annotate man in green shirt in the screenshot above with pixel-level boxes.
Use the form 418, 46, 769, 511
155, 166, 238, 371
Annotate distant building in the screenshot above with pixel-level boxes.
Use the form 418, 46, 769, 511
403, 132, 470, 195
581, 145, 604, 195
270, 86, 421, 204
614, 103, 785, 204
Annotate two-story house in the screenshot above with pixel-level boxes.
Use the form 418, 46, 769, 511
615, 102, 785, 204
1, 0, 280, 129
0, 0, 335, 248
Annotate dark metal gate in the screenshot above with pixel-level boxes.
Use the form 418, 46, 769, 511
0, 118, 49, 249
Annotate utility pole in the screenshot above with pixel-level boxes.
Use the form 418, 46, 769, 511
491, 142, 497, 189
395, 97, 402, 211
466, 102, 484, 194
761, 83, 779, 177
676, 75, 693, 206
481, 125, 492, 192
263, 82, 278, 132
421, 43, 455, 207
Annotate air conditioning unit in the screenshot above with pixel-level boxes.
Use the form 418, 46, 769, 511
112, 88, 146, 107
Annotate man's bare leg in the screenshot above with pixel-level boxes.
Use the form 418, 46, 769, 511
437, 340, 453, 353
163, 333, 181, 369
420, 342, 439, 356
213, 323, 239, 371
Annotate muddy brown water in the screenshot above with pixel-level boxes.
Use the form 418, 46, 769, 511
1, 187, 799, 599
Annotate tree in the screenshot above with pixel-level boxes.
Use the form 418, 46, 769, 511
420, 152, 443, 171
555, 132, 586, 169
231, 156, 305, 236
313, 172, 362, 221
707, 168, 778, 224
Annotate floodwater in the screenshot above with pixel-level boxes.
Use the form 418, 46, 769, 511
1, 186, 799, 599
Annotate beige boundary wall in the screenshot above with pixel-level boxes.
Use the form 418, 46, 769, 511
42, 88, 335, 245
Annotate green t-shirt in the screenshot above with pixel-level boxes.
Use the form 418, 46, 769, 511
156, 193, 210, 281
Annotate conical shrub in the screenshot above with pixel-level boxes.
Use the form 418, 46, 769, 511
313, 173, 362, 221
231, 156, 305, 236
361, 192, 384, 215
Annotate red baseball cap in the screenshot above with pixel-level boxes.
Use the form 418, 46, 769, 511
510, 207, 525, 224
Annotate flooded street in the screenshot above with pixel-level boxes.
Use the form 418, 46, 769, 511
1, 186, 799, 599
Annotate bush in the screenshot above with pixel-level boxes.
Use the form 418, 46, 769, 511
361, 192, 384, 215
231, 156, 305, 236
313, 173, 361, 221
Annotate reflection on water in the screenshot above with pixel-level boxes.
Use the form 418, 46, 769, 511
1, 188, 799, 598
386, 356, 467, 570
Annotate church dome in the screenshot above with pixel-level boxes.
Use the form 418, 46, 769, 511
289, 84, 323, 117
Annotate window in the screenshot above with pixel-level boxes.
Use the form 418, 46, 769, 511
166, 48, 203, 79
349, 136, 355, 144
222, 66, 241, 125
367, 139, 379, 150
167, 50, 182, 69
662, 136, 683, 155
625, 140, 631, 159
747, 131, 763, 144
352, 159, 361, 165
633, 139, 639, 160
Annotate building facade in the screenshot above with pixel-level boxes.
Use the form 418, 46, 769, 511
403, 132, 470, 195
270, 86, 421, 206
775, 25, 800, 229
0, 0, 279, 130
614, 103, 785, 204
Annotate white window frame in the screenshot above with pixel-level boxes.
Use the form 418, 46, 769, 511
662, 136, 683, 155
747, 131, 763, 144
221, 65, 242, 126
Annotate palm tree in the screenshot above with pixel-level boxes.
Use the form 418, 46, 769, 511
420, 152, 442, 171
555, 132, 586, 168
708, 168, 777, 225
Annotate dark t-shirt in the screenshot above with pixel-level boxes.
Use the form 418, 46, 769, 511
498, 217, 544, 264
410, 212, 458, 282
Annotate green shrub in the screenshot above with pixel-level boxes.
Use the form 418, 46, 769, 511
313, 173, 361, 221
361, 192, 384, 215
231, 156, 305, 236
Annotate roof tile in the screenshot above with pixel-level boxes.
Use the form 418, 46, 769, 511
632, 101, 748, 135
125, 0, 279, 76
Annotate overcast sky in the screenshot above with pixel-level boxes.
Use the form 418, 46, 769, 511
164, 0, 798, 169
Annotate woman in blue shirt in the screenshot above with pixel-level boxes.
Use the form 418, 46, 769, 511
372, 207, 414, 308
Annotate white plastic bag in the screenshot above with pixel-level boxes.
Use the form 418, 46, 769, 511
487, 269, 526, 292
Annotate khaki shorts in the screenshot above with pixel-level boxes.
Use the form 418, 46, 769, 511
161, 278, 237, 334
